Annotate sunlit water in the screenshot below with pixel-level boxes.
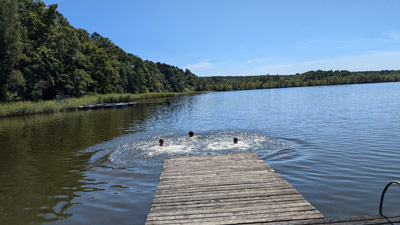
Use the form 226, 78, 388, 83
1, 82, 400, 224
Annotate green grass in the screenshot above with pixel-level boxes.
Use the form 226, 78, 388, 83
0, 92, 184, 118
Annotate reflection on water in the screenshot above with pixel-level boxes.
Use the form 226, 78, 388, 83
1, 82, 400, 224
0, 106, 163, 224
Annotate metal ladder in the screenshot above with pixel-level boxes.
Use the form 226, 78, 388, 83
379, 181, 400, 215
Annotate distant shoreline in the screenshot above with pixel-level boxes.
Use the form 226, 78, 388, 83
2, 79, 400, 118
196, 70, 400, 92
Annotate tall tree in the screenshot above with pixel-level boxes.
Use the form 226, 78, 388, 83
0, 0, 25, 101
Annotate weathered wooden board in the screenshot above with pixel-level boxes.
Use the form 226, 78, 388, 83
146, 153, 324, 224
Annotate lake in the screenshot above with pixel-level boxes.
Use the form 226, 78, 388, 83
1, 82, 400, 224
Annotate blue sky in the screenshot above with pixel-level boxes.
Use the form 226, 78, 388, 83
43, 0, 400, 76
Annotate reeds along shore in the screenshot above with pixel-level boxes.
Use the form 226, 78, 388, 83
0, 92, 180, 118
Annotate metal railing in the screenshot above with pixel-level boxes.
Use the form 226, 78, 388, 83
379, 181, 400, 215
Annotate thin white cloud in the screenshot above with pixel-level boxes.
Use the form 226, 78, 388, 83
186, 51, 400, 76
184, 61, 213, 70
242, 51, 400, 75
377, 32, 400, 43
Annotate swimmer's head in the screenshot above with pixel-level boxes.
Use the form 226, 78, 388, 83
159, 139, 164, 146
188, 131, 194, 137
233, 137, 238, 144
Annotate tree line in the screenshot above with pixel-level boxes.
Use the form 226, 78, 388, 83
1, 0, 399, 103
0, 0, 197, 102
195, 70, 400, 91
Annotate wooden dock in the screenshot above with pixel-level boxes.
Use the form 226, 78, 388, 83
146, 153, 400, 224
146, 153, 324, 224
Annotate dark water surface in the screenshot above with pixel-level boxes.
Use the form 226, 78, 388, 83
1, 82, 400, 224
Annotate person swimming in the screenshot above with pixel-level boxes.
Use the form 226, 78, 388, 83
233, 137, 238, 144
159, 139, 164, 146
188, 131, 194, 137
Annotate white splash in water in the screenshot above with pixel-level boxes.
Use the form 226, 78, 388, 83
102, 130, 292, 167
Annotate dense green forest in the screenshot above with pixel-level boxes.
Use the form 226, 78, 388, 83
1, 0, 399, 103
0, 0, 197, 102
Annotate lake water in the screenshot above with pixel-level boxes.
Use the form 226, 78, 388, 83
1, 82, 400, 224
